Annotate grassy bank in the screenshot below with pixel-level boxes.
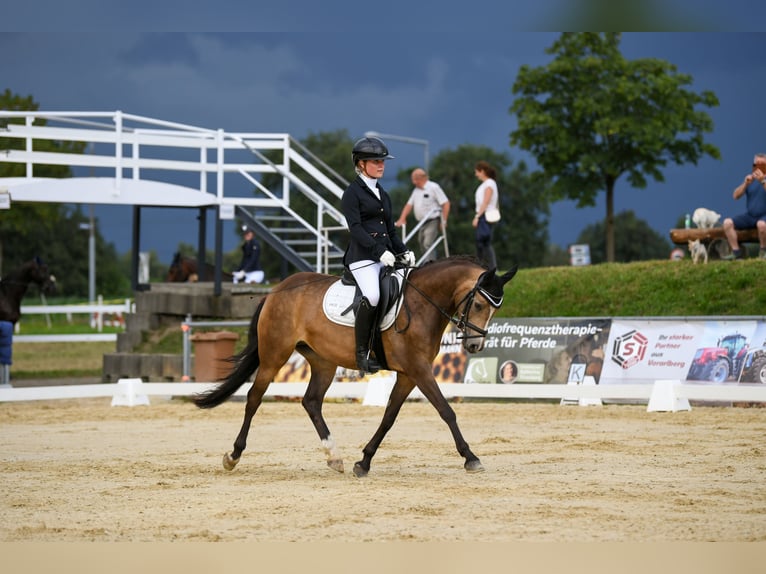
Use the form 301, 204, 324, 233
9, 258, 765, 379
501, 258, 766, 318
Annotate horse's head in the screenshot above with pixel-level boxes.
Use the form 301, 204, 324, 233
166, 252, 188, 282
30, 256, 57, 295
457, 264, 518, 353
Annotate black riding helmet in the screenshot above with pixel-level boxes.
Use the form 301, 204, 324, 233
352, 136, 395, 166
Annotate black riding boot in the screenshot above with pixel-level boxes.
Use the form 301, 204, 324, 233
355, 297, 381, 373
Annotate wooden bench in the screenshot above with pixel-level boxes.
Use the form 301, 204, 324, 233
669, 227, 758, 246
669, 227, 758, 258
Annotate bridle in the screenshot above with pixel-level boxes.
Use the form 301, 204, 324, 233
398, 270, 503, 342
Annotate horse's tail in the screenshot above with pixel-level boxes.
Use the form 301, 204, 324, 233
193, 297, 266, 409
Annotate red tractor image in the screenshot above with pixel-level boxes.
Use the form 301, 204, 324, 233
686, 333, 749, 382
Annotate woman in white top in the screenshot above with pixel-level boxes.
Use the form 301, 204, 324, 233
472, 160, 499, 269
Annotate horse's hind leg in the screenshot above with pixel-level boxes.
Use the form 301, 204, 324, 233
225, 362, 284, 470
300, 351, 344, 473
353, 374, 417, 478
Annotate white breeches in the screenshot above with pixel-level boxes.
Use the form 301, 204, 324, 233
349, 259, 383, 306
233, 270, 265, 284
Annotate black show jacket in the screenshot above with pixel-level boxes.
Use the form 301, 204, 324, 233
341, 175, 407, 266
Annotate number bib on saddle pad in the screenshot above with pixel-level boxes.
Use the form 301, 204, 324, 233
322, 268, 407, 329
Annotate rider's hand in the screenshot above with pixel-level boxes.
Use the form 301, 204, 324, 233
398, 250, 416, 267
379, 250, 396, 267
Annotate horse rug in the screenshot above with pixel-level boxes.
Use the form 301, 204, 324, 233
322, 268, 407, 330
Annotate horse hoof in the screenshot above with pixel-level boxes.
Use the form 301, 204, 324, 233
327, 458, 345, 473
352, 462, 368, 478
222, 452, 239, 471
465, 459, 485, 473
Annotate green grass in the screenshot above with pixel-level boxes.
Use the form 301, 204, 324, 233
10, 257, 766, 379
10, 342, 116, 379
500, 258, 766, 318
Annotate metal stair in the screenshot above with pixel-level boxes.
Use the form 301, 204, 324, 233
237, 207, 344, 273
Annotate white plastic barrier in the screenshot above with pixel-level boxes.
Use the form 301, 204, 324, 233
2, 377, 766, 410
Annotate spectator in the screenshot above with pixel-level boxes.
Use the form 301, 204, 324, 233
341, 136, 414, 373
395, 168, 450, 262
233, 226, 265, 283
472, 160, 499, 269
722, 153, 766, 260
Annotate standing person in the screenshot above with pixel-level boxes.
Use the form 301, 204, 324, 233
472, 160, 499, 269
341, 136, 415, 373
394, 168, 451, 262
722, 153, 766, 260
232, 226, 265, 284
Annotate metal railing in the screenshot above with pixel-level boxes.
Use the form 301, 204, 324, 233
400, 208, 450, 265
180, 315, 249, 381
0, 110, 348, 273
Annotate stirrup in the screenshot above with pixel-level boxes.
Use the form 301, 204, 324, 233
356, 351, 381, 374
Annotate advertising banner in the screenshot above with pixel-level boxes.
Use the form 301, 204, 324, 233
602, 318, 766, 384
273, 317, 766, 387
454, 318, 612, 385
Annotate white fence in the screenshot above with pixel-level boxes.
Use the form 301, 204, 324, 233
14, 298, 132, 343
2, 377, 766, 412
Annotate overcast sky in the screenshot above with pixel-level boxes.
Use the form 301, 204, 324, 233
3, 24, 766, 264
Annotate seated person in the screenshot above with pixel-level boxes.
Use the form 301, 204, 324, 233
722, 153, 766, 260
233, 226, 265, 283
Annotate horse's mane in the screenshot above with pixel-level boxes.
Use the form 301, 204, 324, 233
418, 254, 488, 271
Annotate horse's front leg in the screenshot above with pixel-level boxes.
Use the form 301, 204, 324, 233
415, 374, 484, 473
353, 374, 416, 478
301, 353, 344, 473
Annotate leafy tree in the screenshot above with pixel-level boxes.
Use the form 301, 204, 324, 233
388, 144, 550, 270
576, 210, 673, 263
542, 243, 571, 267
510, 33, 720, 263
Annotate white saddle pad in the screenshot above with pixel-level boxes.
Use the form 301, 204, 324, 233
322, 269, 407, 330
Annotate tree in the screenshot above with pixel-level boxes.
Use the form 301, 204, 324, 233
388, 144, 550, 270
576, 210, 672, 263
510, 33, 720, 263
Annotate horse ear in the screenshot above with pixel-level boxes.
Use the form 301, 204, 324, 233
500, 265, 518, 285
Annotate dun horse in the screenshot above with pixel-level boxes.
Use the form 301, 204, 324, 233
0, 257, 57, 324
194, 256, 517, 477
166, 252, 232, 283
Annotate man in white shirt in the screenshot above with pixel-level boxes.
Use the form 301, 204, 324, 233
395, 168, 451, 262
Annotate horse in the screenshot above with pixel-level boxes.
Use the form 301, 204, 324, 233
166, 252, 232, 283
193, 256, 518, 477
0, 257, 57, 324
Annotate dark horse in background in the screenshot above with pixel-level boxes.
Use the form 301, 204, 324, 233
194, 256, 517, 477
166, 252, 232, 283
0, 257, 57, 324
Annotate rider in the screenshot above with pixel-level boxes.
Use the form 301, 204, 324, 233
341, 136, 415, 373
232, 225, 265, 284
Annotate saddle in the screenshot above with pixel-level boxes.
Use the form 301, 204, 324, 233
322, 265, 408, 330
322, 265, 409, 371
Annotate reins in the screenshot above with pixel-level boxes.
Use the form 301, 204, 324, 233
397, 269, 503, 341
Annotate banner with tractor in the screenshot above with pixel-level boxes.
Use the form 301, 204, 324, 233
601, 318, 766, 385
432, 317, 766, 386
277, 317, 766, 386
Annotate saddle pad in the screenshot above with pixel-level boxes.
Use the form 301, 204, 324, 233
322, 269, 406, 329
